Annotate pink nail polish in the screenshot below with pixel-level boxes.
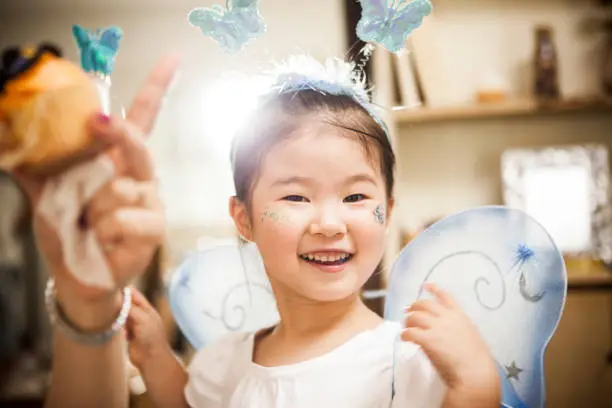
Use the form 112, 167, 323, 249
96, 112, 111, 124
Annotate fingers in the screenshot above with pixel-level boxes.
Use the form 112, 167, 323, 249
89, 115, 154, 181
423, 282, 457, 309
404, 311, 434, 330
106, 243, 158, 289
131, 288, 154, 310
128, 303, 149, 324
400, 327, 427, 344
126, 304, 149, 341
95, 208, 165, 249
405, 298, 446, 316
86, 178, 159, 226
89, 54, 182, 180
126, 54, 181, 135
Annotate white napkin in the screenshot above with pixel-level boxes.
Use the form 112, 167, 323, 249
37, 156, 116, 289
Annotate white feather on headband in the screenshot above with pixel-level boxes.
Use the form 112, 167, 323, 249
258, 54, 389, 138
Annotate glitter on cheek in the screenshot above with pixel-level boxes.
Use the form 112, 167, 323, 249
373, 205, 385, 224
259, 207, 298, 227
260, 208, 282, 223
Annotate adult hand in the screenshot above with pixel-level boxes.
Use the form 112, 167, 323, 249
10, 54, 180, 330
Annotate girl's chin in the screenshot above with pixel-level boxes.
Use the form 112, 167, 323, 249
298, 280, 365, 303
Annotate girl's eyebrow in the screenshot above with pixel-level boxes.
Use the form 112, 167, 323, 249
346, 173, 377, 186
270, 176, 313, 188
270, 173, 377, 188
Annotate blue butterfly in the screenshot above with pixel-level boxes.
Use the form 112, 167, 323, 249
188, 0, 266, 54
72, 25, 123, 76
356, 0, 432, 53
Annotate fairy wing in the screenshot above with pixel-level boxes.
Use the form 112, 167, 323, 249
385, 206, 567, 408
357, 0, 432, 53
168, 240, 279, 350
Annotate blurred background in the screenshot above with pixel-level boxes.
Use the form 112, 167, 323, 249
1, 0, 612, 407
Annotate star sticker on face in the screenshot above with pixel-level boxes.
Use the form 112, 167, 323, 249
505, 361, 523, 381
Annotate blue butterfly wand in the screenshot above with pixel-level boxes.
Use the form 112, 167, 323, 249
72, 24, 123, 77
72, 24, 124, 116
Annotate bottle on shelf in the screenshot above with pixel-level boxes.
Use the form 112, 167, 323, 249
533, 25, 560, 100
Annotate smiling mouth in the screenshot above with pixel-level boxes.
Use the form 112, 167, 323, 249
299, 253, 354, 266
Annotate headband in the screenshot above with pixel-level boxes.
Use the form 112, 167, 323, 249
187, 0, 432, 140
264, 55, 391, 140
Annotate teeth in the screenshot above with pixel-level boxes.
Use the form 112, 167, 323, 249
300, 253, 351, 263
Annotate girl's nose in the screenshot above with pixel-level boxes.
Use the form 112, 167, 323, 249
308, 204, 347, 237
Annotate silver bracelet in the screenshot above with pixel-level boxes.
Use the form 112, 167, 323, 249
45, 278, 132, 346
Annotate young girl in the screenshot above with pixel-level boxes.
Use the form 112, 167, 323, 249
125, 56, 501, 408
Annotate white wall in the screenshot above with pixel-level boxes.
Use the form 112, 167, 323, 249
409, 0, 611, 107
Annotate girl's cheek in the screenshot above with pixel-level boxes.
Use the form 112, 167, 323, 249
345, 203, 387, 227
372, 204, 386, 225
259, 207, 285, 224
257, 205, 312, 234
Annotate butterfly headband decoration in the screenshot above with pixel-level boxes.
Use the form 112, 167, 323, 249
72, 24, 123, 77
265, 55, 391, 138
188, 0, 432, 55
356, 0, 433, 53
227, 54, 391, 170
188, 0, 266, 55
189, 0, 431, 132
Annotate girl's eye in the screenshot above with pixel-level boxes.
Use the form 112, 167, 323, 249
344, 194, 366, 203
283, 195, 308, 202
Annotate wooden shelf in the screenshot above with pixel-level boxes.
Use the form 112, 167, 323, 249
568, 272, 612, 291
393, 97, 612, 125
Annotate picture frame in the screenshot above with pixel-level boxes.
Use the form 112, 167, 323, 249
501, 144, 611, 265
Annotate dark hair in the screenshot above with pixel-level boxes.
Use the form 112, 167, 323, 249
0, 43, 62, 94
230, 89, 395, 208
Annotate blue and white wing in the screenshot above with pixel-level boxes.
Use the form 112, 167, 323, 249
168, 241, 279, 350
385, 206, 567, 408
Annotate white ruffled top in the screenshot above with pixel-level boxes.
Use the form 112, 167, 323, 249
184, 321, 446, 407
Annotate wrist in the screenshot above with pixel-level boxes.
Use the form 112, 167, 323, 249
445, 367, 500, 407
55, 284, 124, 332
139, 342, 177, 373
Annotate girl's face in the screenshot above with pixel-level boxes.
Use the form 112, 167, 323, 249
232, 123, 393, 303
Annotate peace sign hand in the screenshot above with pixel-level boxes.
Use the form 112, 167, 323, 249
12, 54, 180, 330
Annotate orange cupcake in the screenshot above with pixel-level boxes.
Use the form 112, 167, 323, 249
0, 44, 102, 176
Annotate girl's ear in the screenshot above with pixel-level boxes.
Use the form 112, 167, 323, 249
229, 196, 253, 241
386, 196, 395, 227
